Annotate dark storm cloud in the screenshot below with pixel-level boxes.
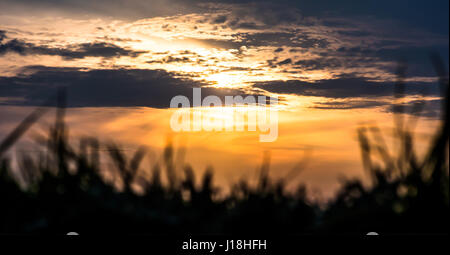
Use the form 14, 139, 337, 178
0, 66, 247, 108
254, 77, 441, 99
0, 32, 146, 59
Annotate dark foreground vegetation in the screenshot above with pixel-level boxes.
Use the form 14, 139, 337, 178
0, 57, 448, 234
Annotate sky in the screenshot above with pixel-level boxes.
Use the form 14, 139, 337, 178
0, 0, 448, 199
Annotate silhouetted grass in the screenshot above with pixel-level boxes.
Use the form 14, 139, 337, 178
0, 56, 448, 234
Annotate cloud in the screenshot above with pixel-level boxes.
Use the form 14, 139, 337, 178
188, 29, 330, 51
186, 37, 242, 50
221, 66, 261, 72
310, 96, 443, 119
0, 0, 447, 90
254, 77, 442, 98
311, 100, 387, 110
212, 15, 228, 24
0, 33, 146, 59
0, 30, 6, 41
337, 30, 372, 37
147, 56, 192, 64
277, 58, 292, 65
0, 0, 204, 20
293, 58, 341, 70
0, 66, 248, 108
274, 47, 283, 52
235, 32, 329, 48
387, 98, 444, 118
